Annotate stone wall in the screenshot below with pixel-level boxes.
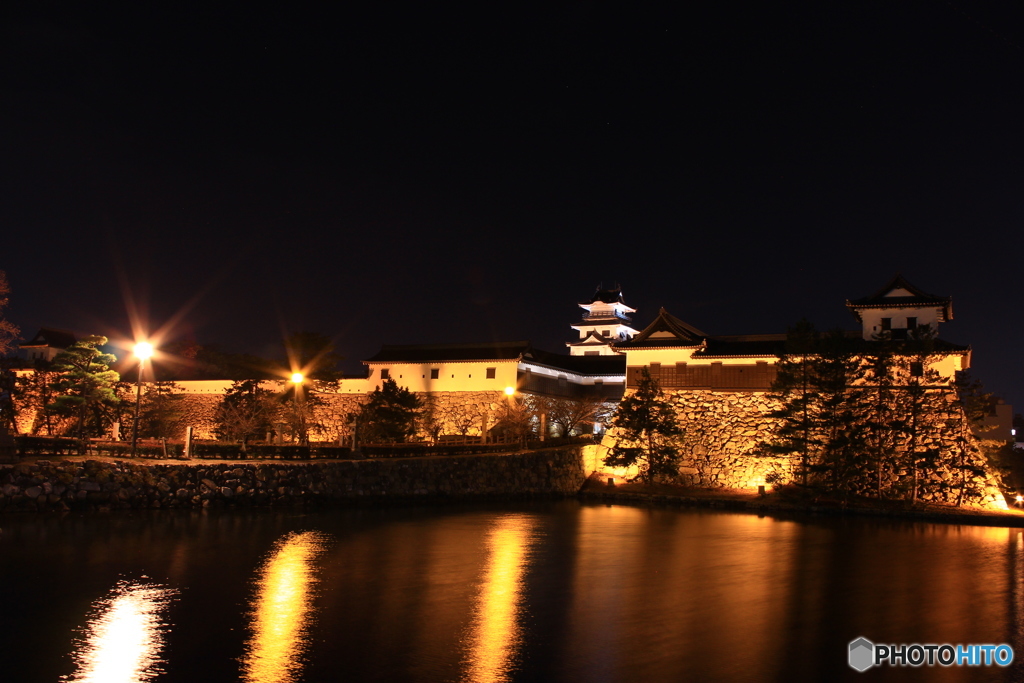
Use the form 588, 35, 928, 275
13, 382, 522, 444
597, 388, 1008, 509
174, 389, 501, 443
175, 394, 220, 440
419, 391, 507, 438
0, 447, 587, 512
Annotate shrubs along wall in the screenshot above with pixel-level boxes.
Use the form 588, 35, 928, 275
0, 447, 586, 512
597, 388, 1007, 509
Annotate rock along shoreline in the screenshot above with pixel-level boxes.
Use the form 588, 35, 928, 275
579, 485, 1024, 529
3, 448, 1024, 530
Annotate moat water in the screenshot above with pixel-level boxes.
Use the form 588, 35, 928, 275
2, 501, 1024, 682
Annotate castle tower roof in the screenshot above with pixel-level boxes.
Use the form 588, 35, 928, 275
846, 274, 953, 322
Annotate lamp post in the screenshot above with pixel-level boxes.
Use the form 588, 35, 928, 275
503, 386, 516, 446
290, 372, 305, 444
131, 342, 154, 457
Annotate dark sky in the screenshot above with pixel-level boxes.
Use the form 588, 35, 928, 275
2, 3, 1023, 405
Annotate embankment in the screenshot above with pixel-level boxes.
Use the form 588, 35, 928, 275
0, 447, 586, 512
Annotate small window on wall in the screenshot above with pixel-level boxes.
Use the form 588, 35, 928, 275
430, 368, 439, 379
910, 362, 924, 377
906, 317, 917, 330
486, 368, 496, 379
380, 368, 390, 380
881, 318, 892, 331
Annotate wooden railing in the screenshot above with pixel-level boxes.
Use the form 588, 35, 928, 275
10, 433, 599, 461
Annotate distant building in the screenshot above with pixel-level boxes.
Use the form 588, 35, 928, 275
19, 328, 76, 363
362, 341, 626, 401
611, 275, 972, 392
567, 285, 638, 356
846, 274, 954, 341
613, 308, 782, 391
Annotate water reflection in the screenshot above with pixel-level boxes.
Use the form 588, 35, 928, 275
241, 530, 327, 683
64, 580, 177, 683
462, 514, 537, 683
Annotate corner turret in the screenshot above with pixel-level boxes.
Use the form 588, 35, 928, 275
846, 275, 953, 340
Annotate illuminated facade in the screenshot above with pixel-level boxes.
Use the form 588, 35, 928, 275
362, 341, 626, 401
846, 273, 954, 341
596, 275, 1008, 508
613, 275, 970, 391
8, 278, 981, 452
19, 327, 77, 363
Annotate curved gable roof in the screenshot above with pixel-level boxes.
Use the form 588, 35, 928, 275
846, 274, 952, 321
614, 308, 706, 349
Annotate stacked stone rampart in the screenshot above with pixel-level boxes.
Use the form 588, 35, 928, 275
419, 391, 505, 437
0, 447, 586, 512
599, 388, 1007, 508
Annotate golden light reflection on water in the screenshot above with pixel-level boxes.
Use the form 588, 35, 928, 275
241, 531, 327, 683
65, 580, 177, 683
462, 515, 537, 683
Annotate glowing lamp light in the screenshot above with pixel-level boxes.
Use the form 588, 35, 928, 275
504, 386, 515, 396
290, 372, 304, 384
133, 342, 154, 360
1016, 495, 1023, 505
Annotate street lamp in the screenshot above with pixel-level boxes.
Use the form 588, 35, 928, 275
131, 342, 154, 457
290, 372, 305, 444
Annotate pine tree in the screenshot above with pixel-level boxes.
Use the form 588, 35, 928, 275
950, 371, 994, 506
761, 320, 822, 487
48, 336, 120, 439
813, 329, 867, 493
214, 379, 279, 442
760, 322, 867, 492
0, 271, 19, 356
359, 378, 422, 443
893, 326, 944, 503
139, 381, 185, 439
0, 272, 20, 440
862, 335, 899, 497
605, 368, 683, 483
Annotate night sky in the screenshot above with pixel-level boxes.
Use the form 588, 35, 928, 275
2, 3, 1023, 405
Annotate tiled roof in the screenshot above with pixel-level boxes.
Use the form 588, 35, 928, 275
567, 331, 612, 346
613, 308, 706, 349
846, 274, 953, 321
364, 341, 626, 377
694, 335, 788, 358
21, 327, 77, 349
696, 333, 969, 358
526, 348, 626, 375
581, 285, 626, 305
364, 341, 530, 363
